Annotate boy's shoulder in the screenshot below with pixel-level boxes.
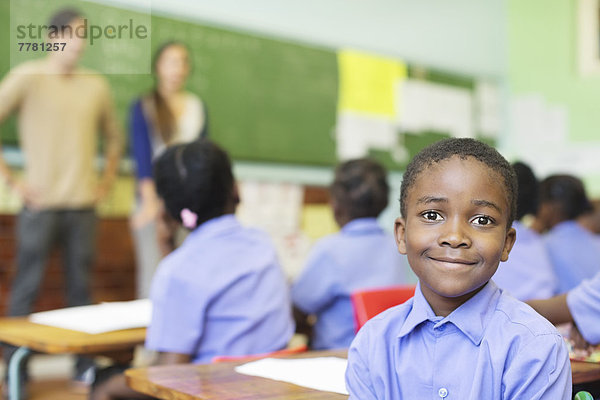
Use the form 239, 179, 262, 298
355, 297, 415, 343
354, 285, 561, 348
492, 289, 560, 337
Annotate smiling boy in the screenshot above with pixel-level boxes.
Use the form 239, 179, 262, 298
345, 138, 571, 399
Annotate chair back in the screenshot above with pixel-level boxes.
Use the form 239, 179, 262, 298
351, 285, 416, 332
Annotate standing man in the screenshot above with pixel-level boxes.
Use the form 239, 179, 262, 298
0, 7, 122, 387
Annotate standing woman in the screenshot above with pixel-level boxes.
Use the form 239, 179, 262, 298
130, 41, 207, 298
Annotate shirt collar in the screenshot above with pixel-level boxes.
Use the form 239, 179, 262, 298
186, 214, 239, 241
398, 281, 501, 346
341, 218, 383, 234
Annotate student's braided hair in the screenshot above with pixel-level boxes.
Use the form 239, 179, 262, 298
400, 138, 517, 227
154, 139, 234, 229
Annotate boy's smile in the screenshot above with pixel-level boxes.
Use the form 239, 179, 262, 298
395, 155, 516, 317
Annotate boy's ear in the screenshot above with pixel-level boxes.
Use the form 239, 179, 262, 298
394, 217, 408, 255
500, 226, 517, 262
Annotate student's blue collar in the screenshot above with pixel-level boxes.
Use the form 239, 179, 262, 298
397, 281, 500, 346
341, 217, 382, 235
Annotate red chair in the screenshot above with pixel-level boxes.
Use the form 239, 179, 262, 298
211, 344, 308, 363
351, 285, 416, 332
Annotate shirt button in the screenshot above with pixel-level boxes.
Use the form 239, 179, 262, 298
438, 387, 448, 398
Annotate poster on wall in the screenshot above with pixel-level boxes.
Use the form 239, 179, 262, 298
577, 0, 600, 75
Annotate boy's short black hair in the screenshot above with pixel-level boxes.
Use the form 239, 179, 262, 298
154, 139, 234, 227
513, 161, 538, 220
330, 158, 389, 220
539, 174, 593, 220
48, 8, 82, 35
400, 138, 517, 225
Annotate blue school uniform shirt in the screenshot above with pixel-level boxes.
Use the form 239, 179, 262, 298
545, 220, 600, 293
568, 271, 600, 344
145, 214, 294, 363
291, 218, 411, 350
346, 281, 571, 400
492, 221, 558, 300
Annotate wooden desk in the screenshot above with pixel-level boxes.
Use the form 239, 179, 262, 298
126, 350, 349, 400
0, 317, 146, 400
126, 349, 600, 400
0, 317, 145, 354
572, 360, 600, 385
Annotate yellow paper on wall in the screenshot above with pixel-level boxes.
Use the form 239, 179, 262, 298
301, 205, 338, 240
337, 49, 407, 117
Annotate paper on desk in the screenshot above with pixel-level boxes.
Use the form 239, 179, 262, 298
234, 357, 349, 395
29, 299, 152, 334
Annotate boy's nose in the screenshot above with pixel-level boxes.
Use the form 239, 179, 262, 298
438, 218, 472, 248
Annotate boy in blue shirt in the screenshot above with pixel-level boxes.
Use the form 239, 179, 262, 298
536, 175, 600, 293
292, 158, 411, 349
491, 162, 557, 300
345, 138, 571, 399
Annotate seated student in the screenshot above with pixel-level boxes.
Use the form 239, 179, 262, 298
91, 140, 294, 400
529, 270, 600, 345
491, 162, 558, 300
291, 158, 411, 349
345, 138, 571, 399
536, 175, 600, 293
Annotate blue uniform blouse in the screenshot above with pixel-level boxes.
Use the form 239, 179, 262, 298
146, 215, 295, 362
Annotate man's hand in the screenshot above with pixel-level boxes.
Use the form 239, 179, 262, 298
10, 179, 41, 209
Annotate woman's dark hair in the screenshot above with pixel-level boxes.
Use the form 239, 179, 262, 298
151, 41, 190, 144
154, 139, 234, 228
330, 158, 389, 220
513, 161, 538, 220
539, 174, 593, 220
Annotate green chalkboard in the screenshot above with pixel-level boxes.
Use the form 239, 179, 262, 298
0, 1, 492, 170
0, 0, 338, 165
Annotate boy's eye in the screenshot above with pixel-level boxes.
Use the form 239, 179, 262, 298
472, 215, 493, 225
422, 211, 442, 221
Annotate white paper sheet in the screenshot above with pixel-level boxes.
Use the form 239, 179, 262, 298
475, 81, 501, 139
397, 79, 474, 138
336, 111, 408, 163
235, 357, 349, 395
29, 299, 152, 334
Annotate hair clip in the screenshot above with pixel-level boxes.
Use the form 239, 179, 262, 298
180, 208, 198, 229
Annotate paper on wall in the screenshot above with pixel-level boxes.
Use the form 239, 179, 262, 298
335, 111, 409, 163
397, 79, 474, 138
475, 81, 501, 139
337, 49, 407, 117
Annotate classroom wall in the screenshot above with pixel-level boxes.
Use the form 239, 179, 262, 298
506, 0, 600, 196
102, 0, 508, 220
114, 0, 507, 78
